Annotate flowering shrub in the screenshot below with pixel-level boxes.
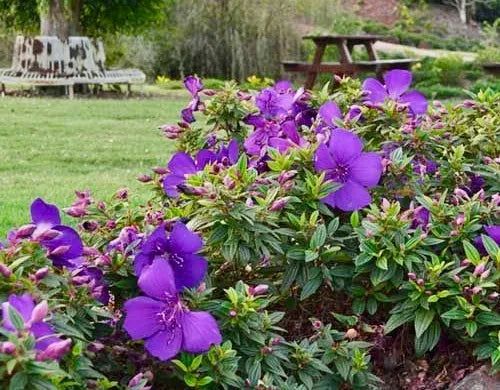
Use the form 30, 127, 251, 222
1, 70, 499, 389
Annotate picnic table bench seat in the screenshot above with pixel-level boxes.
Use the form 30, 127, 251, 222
282, 35, 416, 89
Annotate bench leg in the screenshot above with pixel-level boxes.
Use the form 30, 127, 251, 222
1, 83, 5, 97
68, 85, 74, 100
126, 83, 131, 97
305, 43, 326, 90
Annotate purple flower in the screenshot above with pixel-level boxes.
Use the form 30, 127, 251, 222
411, 206, 430, 230
316, 101, 342, 134
314, 129, 382, 211
2, 294, 62, 352
181, 76, 203, 123
133, 223, 207, 291
268, 120, 308, 153
107, 226, 142, 254
30, 199, 83, 267
362, 70, 428, 116
123, 258, 221, 361
71, 266, 110, 305
255, 87, 295, 119
475, 225, 500, 254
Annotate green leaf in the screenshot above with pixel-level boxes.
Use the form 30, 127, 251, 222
463, 240, 480, 265
465, 321, 478, 337
352, 298, 366, 315
366, 297, 378, 315
197, 376, 214, 387
334, 358, 350, 380
481, 234, 499, 259
304, 250, 319, 263
8, 306, 25, 332
415, 321, 440, 356
385, 310, 415, 334
9, 372, 28, 390
415, 309, 435, 338
477, 311, 500, 326
350, 211, 360, 228
310, 224, 327, 249
300, 276, 323, 300
184, 373, 198, 387
190, 355, 203, 371
441, 307, 467, 320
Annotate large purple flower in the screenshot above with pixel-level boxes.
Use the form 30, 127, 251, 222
30, 198, 83, 267
2, 294, 62, 352
123, 258, 221, 361
314, 129, 382, 211
475, 225, 500, 254
316, 101, 342, 134
133, 223, 207, 291
181, 76, 203, 123
362, 70, 427, 116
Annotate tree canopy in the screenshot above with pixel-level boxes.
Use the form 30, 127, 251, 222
0, 0, 170, 37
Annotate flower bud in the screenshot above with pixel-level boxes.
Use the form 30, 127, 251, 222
37, 229, 62, 241
462, 99, 477, 108
424, 290, 432, 295
35, 267, 49, 281
137, 174, 153, 183
488, 292, 499, 300
473, 263, 485, 276
72, 275, 90, 285
65, 207, 87, 218
30, 301, 48, 324
453, 275, 461, 282
278, 170, 297, 184
203, 89, 216, 96
407, 272, 417, 281
345, 328, 358, 339
249, 284, 268, 296
480, 269, 490, 280
83, 246, 100, 256
0, 263, 12, 278
260, 346, 272, 355
312, 320, 322, 329
271, 337, 281, 346
128, 373, 144, 387
461, 259, 471, 267
37, 339, 72, 361
197, 282, 206, 293
1, 341, 16, 355
455, 214, 465, 226
88, 342, 105, 352
15, 224, 36, 238
229, 310, 237, 318
270, 197, 290, 211
245, 198, 254, 207
116, 188, 128, 200
450, 230, 458, 236
282, 181, 293, 191
454, 188, 469, 200
223, 175, 236, 190
82, 220, 99, 232
152, 167, 169, 175
471, 286, 482, 295
417, 279, 425, 286
48, 245, 70, 257
106, 220, 116, 229
96, 254, 111, 266
97, 201, 106, 211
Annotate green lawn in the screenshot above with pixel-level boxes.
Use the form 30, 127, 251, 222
0, 95, 185, 237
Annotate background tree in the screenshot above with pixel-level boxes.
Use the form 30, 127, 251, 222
442, 0, 494, 23
0, 0, 170, 39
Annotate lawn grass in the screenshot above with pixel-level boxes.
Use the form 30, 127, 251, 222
0, 95, 186, 237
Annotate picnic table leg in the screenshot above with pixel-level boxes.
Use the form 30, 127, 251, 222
365, 42, 384, 79
68, 85, 74, 100
1, 83, 6, 97
305, 43, 325, 90
337, 40, 353, 78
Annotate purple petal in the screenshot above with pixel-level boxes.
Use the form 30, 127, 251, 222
168, 152, 197, 177
31, 198, 61, 234
31, 322, 60, 351
227, 140, 239, 164
43, 226, 83, 265
274, 80, 292, 93
269, 137, 292, 153
184, 76, 203, 97
196, 150, 217, 169
399, 90, 428, 116
168, 223, 203, 254
321, 191, 337, 208
181, 311, 222, 353
244, 115, 266, 128
181, 108, 195, 123
333, 180, 372, 211
485, 226, 500, 244
123, 296, 164, 339
329, 128, 363, 164
244, 130, 267, 156
171, 254, 208, 291
319, 101, 342, 126
349, 152, 382, 188
138, 258, 177, 299
140, 226, 168, 254
362, 78, 387, 104
134, 252, 154, 275
384, 69, 412, 99
163, 175, 185, 198
314, 143, 336, 171
2, 294, 34, 329
145, 328, 182, 361
282, 121, 300, 144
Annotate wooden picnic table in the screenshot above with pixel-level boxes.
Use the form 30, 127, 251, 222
282, 34, 415, 89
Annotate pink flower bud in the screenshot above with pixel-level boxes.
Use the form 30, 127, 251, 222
0, 263, 12, 278
461, 259, 471, 267
473, 263, 485, 276
49, 245, 70, 257
278, 170, 297, 184
381, 198, 391, 210
82, 221, 99, 232
88, 342, 104, 352
65, 207, 87, 218
37, 229, 62, 241
450, 230, 458, 236
196, 282, 206, 293
83, 246, 100, 256
203, 89, 216, 96
480, 269, 490, 280
454, 188, 469, 200
417, 279, 425, 286
116, 188, 128, 200
106, 220, 116, 229
408, 272, 417, 281
453, 275, 461, 282
316, 133, 326, 144
96, 254, 111, 266
72, 275, 90, 285
128, 373, 144, 387
462, 99, 476, 108
489, 292, 499, 300
270, 197, 290, 211
345, 328, 358, 339
472, 286, 482, 295
223, 175, 236, 190
137, 174, 153, 183
15, 224, 36, 238
312, 320, 322, 329
260, 346, 273, 355
1, 341, 16, 355
35, 267, 49, 281
30, 301, 48, 324
455, 214, 465, 226
229, 310, 237, 318
245, 198, 254, 207
152, 167, 169, 175
249, 284, 268, 296
97, 201, 106, 211
37, 339, 72, 361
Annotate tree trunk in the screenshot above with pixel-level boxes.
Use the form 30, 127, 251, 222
40, 0, 84, 40
458, 0, 468, 24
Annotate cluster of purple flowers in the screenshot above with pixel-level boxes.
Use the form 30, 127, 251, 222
123, 222, 221, 361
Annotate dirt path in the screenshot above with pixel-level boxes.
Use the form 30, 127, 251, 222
374, 41, 477, 62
